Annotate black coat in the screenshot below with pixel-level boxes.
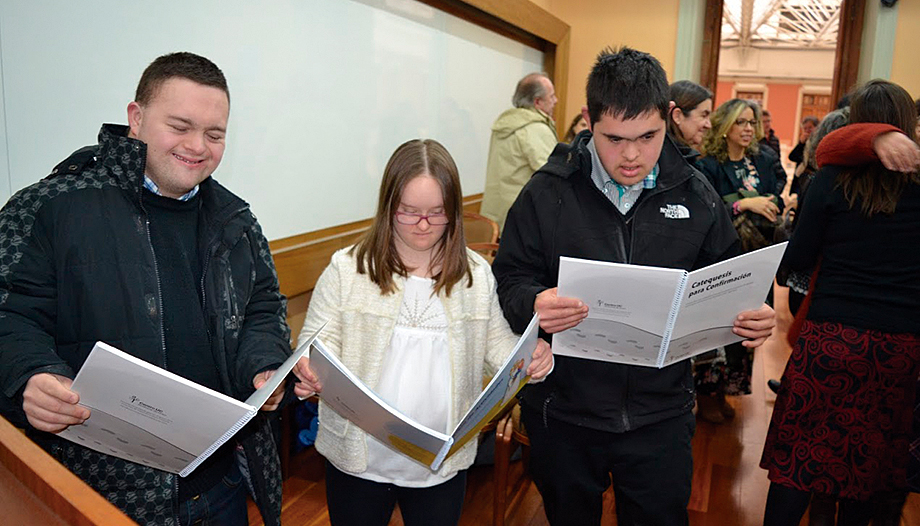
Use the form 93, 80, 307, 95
0, 124, 290, 526
493, 133, 740, 433
697, 147, 787, 204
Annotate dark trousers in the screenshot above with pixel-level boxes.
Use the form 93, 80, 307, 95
178, 461, 248, 526
521, 406, 695, 526
324, 461, 467, 526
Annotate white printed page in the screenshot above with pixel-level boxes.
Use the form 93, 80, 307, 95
555, 256, 685, 367
59, 342, 254, 473
440, 314, 539, 467
245, 324, 324, 408
665, 243, 787, 365
310, 339, 451, 468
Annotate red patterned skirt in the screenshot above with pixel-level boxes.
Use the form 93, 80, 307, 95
760, 320, 920, 500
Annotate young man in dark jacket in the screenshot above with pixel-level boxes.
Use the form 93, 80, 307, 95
0, 53, 291, 526
492, 47, 776, 526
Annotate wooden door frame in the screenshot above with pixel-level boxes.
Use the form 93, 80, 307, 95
699, 0, 866, 107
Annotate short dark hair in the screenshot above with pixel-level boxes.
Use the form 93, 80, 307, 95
802, 116, 820, 127
586, 47, 670, 125
512, 73, 550, 108
761, 109, 771, 117
135, 52, 229, 106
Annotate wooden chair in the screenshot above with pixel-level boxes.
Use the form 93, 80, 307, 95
463, 212, 499, 261
493, 403, 531, 526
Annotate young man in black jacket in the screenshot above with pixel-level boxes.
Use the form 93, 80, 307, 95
492, 47, 776, 526
0, 53, 291, 526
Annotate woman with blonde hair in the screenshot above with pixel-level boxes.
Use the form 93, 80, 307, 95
699, 98, 787, 235
693, 99, 786, 421
293, 139, 553, 526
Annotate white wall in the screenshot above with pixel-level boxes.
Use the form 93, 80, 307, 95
0, 0, 544, 240
718, 47, 836, 81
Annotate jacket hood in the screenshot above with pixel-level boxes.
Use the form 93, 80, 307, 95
491, 107, 554, 138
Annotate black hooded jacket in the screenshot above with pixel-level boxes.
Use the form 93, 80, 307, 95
0, 125, 290, 525
493, 132, 740, 433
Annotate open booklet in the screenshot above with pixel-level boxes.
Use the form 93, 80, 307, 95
554, 243, 786, 368
309, 313, 540, 471
57, 325, 324, 477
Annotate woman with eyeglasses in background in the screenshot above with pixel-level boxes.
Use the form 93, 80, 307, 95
693, 98, 787, 420
292, 139, 553, 526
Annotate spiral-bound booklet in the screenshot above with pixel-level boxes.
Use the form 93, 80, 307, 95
554, 243, 786, 368
309, 314, 540, 471
57, 325, 323, 476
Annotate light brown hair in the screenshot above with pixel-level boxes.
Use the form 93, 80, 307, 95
701, 98, 763, 163
837, 80, 919, 217
352, 139, 471, 295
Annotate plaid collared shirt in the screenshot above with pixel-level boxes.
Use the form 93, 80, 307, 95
587, 137, 658, 215
143, 175, 200, 201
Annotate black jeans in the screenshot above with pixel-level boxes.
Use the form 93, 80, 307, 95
324, 461, 467, 526
522, 406, 695, 526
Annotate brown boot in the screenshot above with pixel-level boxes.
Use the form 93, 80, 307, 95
720, 394, 736, 420
696, 394, 725, 424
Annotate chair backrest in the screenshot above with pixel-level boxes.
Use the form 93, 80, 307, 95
467, 242, 500, 264
463, 212, 499, 245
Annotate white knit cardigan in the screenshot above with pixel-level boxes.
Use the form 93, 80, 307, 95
299, 246, 521, 478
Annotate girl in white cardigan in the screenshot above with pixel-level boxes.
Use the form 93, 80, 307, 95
293, 139, 553, 526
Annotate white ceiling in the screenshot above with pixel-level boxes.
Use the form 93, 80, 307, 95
721, 0, 843, 50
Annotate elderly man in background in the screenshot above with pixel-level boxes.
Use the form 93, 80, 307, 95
481, 72, 558, 232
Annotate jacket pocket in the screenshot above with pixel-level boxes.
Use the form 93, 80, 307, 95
319, 403, 349, 437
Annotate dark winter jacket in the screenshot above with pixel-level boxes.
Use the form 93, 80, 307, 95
0, 124, 291, 526
697, 147, 787, 206
493, 133, 740, 433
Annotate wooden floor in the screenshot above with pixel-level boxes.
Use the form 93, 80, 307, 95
250, 286, 920, 525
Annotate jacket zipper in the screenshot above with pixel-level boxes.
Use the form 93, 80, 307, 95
141, 216, 177, 523
142, 218, 168, 369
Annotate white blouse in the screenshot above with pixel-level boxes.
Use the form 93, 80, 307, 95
357, 275, 454, 487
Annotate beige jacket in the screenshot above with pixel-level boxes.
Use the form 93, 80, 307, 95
480, 106, 558, 231
299, 247, 520, 479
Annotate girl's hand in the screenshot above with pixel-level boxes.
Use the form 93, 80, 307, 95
526, 339, 554, 382
292, 357, 322, 399
740, 196, 779, 222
